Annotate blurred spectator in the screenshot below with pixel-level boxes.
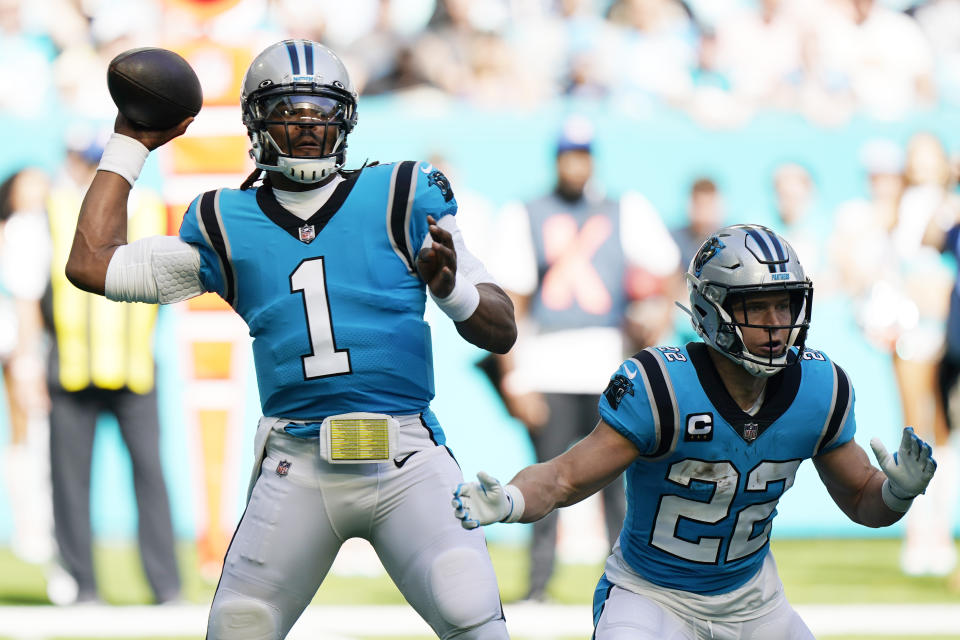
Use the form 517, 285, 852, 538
771, 162, 824, 283
815, 0, 935, 121
713, 0, 804, 108
670, 176, 725, 269
0, 167, 54, 565
890, 131, 957, 576
607, 0, 697, 110
410, 0, 535, 105
488, 116, 680, 601
334, 0, 436, 95
43, 132, 181, 605
833, 133, 957, 576
558, 0, 622, 99
684, 24, 752, 128
785, 18, 857, 127
918, 148, 960, 581
830, 138, 905, 309
912, 0, 960, 106
0, 0, 59, 120
505, 0, 619, 100
52, 0, 159, 122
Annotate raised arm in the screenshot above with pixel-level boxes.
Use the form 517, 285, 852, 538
65, 114, 192, 295
452, 419, 639, 528
813, 427, 936, 528
417, 214, 517, 354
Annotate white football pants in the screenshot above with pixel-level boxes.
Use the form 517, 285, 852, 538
207, 427, 508, 640
594, 583, 814, 640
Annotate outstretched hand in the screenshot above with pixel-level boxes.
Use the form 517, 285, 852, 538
870, 426, 937, 500
452, 471, 513, 530
416, 215, 457, 299
114, 112, 194, 151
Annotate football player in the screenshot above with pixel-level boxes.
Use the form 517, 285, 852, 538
66, 40, 516, 639
453, 224, 937, 639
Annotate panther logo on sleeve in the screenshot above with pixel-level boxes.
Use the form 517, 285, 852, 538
427, 169, 455, 202
603, 374, 634, 410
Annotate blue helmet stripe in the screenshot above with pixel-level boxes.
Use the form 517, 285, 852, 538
286, 41, 301, 75
763, 228, 787, 271
744, 227, 776, 273
304, 42, 314, 76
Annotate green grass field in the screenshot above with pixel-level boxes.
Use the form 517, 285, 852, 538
0, 538, 958, 639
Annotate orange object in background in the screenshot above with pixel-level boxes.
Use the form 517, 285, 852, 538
173, 40, 251, 107
191, 342, 234, 379
157, 31, 260, 583
195, 408, 231, 581
187, 293, 232, 312
171, 136, 250, 174
177, 309, 252, 582
162, 0, 245, 23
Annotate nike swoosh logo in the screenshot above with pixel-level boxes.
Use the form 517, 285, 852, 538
420, 164, 433, 174
623, 363, 638, 379
394, 452, 417, 468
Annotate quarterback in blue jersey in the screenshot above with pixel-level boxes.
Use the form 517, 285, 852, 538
66, 40, 517, 639
454, 224, 937, 639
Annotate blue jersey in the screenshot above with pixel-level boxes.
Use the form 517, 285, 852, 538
598, 342, 855, 595
178, 161, 457, 440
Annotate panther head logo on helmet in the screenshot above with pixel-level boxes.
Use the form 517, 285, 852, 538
679, 224, 813, 377
240, 40, 358, 184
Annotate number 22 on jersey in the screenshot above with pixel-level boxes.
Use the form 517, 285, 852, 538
652, 459, 801, 563
290, 257, 352, 378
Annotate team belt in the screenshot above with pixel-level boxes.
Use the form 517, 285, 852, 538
318, 412, 399, 464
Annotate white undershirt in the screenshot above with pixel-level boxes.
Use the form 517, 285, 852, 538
272, 175, 345, 220
745, 383, 767, 416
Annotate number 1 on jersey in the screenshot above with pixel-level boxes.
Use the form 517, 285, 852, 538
290, 258, 351, 379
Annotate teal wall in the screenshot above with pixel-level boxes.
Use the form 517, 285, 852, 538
1, 97, 959, 546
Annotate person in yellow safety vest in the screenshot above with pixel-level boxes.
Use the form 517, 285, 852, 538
42, 133, 182, 606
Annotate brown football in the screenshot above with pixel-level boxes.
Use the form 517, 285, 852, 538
107, 47, 202, 129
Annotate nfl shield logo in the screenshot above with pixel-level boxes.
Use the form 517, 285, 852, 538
298, 225, 316, 243
743, 423, 759, 442
276, 460, 291, 476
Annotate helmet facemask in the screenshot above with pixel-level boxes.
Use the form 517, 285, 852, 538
244, 88, 356, 184
720, 284, 810, 376
679, 225, 814, 378
240, 40, 359, 185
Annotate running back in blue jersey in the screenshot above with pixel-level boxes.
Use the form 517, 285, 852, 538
598, 342, 855, 595
178, 161, 456, 436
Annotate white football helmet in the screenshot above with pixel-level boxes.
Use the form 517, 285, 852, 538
241, 39, 357, 184
679, 224, 813, 377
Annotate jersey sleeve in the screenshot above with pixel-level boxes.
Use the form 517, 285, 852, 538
814, 360, 857, 455
598, 359, 660, 455
408, 161, 458, 251
177, 192, 226, 298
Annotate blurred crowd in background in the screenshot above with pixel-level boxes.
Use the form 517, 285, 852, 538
3, 0, 960, 125
2, 0, 960, 605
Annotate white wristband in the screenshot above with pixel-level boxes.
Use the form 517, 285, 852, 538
501, 484, 525, 523
97, 133, 149, 187
881, 478, 914, 513
431, 272, 480, 322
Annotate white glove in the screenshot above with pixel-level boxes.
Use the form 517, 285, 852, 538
452, 471, 525, 530
870, 426, 938, 512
